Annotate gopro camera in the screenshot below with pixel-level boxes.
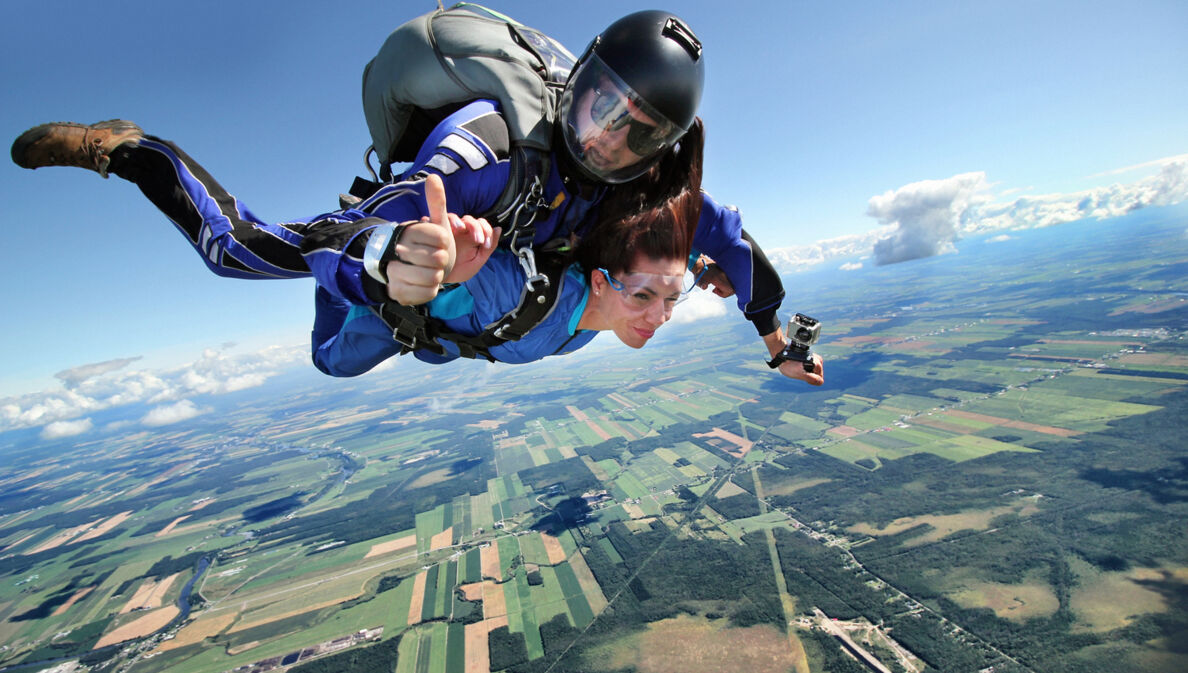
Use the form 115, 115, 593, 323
770, 313, 821, 372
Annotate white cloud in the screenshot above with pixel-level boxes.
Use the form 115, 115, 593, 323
55, 357, 142, 389
767, 230, 886, 272
40, 418, 94, 439
428, 362, 498, 414
142, 400, 208, 427
0, 342, 307, 433
868, 172, 990, 265
765, 153, 1188, 271
1088, 153, 1188, 179
363, 356, 401, 375
968, 159, 1188, 236
839, 261, 863, 271
1, 389, 102, 428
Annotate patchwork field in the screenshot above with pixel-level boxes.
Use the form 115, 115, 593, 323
2, 213, 1186, 673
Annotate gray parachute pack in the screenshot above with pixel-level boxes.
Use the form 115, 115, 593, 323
361, 3, 575, 187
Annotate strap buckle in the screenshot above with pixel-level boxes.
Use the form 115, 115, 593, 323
377, 304, 446, 356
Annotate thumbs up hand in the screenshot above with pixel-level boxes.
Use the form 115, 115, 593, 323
383, 174, 498, 305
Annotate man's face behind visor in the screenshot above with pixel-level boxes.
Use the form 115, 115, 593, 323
560, 55, 686, 184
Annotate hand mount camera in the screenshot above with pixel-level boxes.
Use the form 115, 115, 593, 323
766, 313, 821, 373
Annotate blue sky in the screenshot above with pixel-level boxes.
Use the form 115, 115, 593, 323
1, 1, 1186, 425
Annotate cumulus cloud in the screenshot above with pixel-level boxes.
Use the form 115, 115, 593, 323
172, 345, 303, 397
764, 153, 1188, 272
104, 420, 135, 433
767, 230, 886, 272
868, 172, 989, 266
1, 342, 307, 434
142, 400, 208, 426
967, 159, 1188, 236
839, 261, 863, 271
55, 357, 142, 389
40, 418, 94, 440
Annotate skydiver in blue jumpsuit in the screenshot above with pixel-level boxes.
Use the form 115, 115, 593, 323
10, 10, 824, 386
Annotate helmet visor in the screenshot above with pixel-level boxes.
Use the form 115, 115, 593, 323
560, 55, 686, 184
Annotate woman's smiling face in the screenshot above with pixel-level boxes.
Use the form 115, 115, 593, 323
589, 253, 686, 349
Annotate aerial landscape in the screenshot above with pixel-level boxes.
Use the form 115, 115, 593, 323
1, 1, 1184, 671
1, 207, 1185, 673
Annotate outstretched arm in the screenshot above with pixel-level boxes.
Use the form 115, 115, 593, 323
691, 195, 786, 335
688, 253, 823, 386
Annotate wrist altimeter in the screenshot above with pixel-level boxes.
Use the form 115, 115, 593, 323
363, 222, 410, 285
767, 313, 821, 372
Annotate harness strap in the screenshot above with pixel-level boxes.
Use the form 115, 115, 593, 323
373, 302, 445, 356
372, 245, 572, 362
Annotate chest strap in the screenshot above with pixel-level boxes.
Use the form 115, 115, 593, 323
372, 245, 573, 362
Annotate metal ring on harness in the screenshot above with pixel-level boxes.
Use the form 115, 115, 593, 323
508, 177, 549, 292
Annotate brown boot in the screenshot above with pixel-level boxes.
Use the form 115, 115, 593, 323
11, 120, 144, 178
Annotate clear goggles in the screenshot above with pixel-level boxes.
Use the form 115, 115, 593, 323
560, 55, 686, 183
597, 265, 707, 311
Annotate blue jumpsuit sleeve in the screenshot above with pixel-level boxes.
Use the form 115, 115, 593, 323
299, 211, 389, 305
692, 192, 785, 336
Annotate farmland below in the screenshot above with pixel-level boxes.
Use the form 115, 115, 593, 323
1, 208, 1186, 673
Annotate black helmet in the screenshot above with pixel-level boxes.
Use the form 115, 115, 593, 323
559, 10, 705, 184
